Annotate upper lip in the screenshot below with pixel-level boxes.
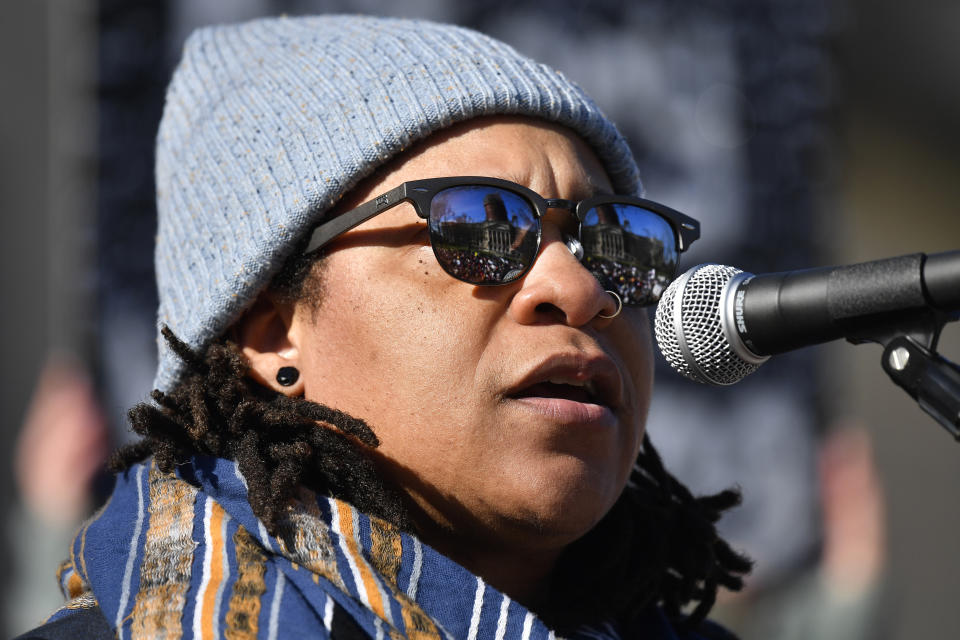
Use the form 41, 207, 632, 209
504, 351, 624, 411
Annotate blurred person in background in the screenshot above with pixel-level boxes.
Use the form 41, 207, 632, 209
8, 358, 111, 633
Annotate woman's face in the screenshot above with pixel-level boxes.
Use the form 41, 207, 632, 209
277, 117, 653, 559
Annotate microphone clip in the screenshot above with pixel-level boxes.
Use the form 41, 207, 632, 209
882, 334, 960, 440
865, 306, 960, 440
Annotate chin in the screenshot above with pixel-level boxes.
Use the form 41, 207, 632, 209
492, 461, 625, 550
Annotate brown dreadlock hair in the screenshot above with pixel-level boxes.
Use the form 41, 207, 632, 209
111, 249, 751, 636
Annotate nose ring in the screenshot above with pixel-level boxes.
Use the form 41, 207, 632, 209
599, 290, 622, 319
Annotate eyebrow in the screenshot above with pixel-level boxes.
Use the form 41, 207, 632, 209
495, 171, 614, 200
588, 180, 615, 197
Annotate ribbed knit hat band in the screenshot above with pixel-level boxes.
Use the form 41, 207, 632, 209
154, 15, 641, 392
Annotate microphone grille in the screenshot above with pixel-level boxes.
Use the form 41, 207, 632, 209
654, 264, 763, 385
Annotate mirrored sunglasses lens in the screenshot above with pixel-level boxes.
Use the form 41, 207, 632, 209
581, 204, 679, 305
428, 186, 539, 284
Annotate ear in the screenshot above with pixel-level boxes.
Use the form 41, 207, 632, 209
233, 294, 305, 396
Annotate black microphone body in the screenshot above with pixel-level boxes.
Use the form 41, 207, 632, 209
655, 250, 960, 386
737, 252, 960, 356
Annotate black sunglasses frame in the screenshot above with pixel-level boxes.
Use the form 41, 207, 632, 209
304, 176, 700, 286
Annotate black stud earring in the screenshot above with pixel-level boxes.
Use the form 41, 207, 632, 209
276, 366, 300, 387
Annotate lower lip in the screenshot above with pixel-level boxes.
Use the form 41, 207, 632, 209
510, 397, 617, 427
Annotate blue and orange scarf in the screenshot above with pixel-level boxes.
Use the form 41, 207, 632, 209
51, 457, 702, 639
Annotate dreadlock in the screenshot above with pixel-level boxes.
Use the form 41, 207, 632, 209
111, 248, 750, 636
109, 326, 410, 531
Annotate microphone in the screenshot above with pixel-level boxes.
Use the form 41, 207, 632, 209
654, 251, 960, 385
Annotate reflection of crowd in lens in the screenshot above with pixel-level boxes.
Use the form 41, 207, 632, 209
435, 246, 526, 283
585, 256, 670, 305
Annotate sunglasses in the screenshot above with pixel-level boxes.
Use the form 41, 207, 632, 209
304, 176, 700, 306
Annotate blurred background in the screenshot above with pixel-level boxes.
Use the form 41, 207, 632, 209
1, 0, 958, 637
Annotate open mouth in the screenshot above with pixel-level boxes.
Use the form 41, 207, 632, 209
511, 380, 603, 406
504, 353, 623, 419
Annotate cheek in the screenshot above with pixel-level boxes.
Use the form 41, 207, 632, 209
618, 306, 652, 368
296, 247, 490, 418
617, 309, 654, 440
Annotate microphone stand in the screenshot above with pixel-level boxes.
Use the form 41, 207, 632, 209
849, 308, 960, 439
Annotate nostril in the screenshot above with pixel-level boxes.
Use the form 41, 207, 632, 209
534, 302, 564, 319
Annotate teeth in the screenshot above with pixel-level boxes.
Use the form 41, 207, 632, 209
546, 378, 599, 398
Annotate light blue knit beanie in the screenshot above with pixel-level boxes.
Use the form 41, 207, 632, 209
154, 14, 642, 392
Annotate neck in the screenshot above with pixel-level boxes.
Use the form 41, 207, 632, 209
368, 450, 571, 607
410, 510, 563, 607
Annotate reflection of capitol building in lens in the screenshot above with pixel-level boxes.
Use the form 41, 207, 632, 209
436, 192, 532, 257
481, 193, 514, 254
580, 203, 673, 305
582, 203, 665, 266
433, 191, 534, 283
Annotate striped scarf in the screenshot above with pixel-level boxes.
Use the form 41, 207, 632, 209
51, 457, 692, 639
